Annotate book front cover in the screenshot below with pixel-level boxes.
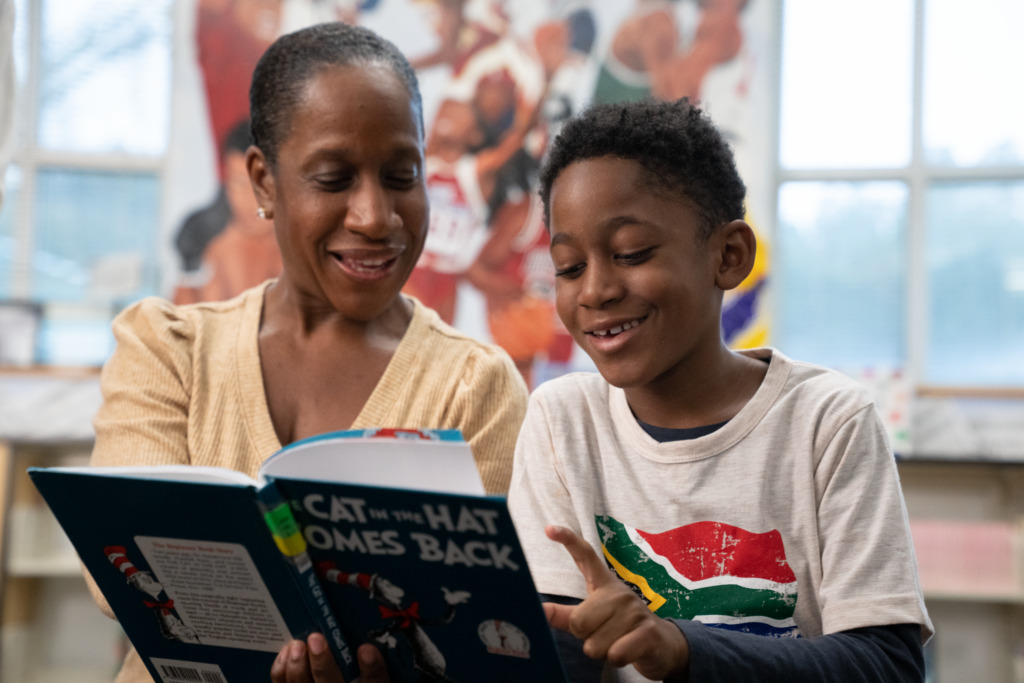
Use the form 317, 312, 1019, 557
274, 477, 569, 683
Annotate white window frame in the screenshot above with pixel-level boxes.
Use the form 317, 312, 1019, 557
772, 0, 1024, 396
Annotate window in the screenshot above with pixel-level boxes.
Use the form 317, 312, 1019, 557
777, 0, 1024, 387
0, 0, 171, 364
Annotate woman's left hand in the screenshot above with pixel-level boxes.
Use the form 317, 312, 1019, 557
271, 634, 391, 683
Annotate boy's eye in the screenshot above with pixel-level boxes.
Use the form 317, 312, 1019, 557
616, 247, 655, 264
554, 263, 585, 279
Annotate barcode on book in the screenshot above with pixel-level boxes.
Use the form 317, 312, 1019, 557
151, 658, 227, 683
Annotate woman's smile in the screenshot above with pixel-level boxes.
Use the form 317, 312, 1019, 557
328, 246, 406, 282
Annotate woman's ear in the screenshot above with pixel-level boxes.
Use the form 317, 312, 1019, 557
714, 220, 757, 291
246, 145, 276, 220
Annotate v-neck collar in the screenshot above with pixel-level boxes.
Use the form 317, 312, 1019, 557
235, 282, 430, 459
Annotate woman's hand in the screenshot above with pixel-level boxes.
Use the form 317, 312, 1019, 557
271, 634, 391, 683
543, 525, 691, 682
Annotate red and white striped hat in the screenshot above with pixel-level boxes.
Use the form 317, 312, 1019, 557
104, 545, 139, 579
315, 561, 372, 590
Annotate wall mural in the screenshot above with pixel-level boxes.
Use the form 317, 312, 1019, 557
169, 0, 773, 387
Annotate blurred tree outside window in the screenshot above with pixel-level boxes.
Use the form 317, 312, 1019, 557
0, 0, 171, 365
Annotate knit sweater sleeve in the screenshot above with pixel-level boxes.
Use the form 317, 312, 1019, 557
86, 297, 195, 622
91, 297, 195, 468
445, 344, 529, 496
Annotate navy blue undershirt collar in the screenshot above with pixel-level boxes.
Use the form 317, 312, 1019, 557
636, 418, 730, 442
634, 354, 771, 443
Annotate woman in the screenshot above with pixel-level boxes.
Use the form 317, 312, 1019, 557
88, 23, 528, 683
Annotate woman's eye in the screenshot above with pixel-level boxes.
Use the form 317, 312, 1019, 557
386, 173, 418, 188
312, 174, 354, 191
385, 166, 420, 188
616, 247, 655, 264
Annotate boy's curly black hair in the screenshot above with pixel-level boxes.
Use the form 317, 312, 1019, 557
538, 99, 746, 240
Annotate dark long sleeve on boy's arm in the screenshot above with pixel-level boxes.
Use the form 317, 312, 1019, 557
672, 619, 925, 683
542, 595, 924, 683
543, 594, 606, 683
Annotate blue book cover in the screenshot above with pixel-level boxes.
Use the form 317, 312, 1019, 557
29, 469, 358, 683
271, 476, 568, 683
29, 428, 569, 683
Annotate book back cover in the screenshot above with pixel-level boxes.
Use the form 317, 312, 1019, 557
30, 469, 325, 683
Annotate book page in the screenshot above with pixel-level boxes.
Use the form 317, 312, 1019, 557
135, 536, 291, 652
42, 465, 257, 487
259, 434, 484, 496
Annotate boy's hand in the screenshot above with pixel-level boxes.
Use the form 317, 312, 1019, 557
271, 634, 390, 683
543, 525, 691, 682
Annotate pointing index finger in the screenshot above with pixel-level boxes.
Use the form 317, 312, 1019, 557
545, 525, 616, 594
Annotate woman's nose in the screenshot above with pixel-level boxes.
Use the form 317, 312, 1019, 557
345, 176, 397, 238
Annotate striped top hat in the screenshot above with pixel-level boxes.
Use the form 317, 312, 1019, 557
104, 546, 139, 579
315, 560, 373, 591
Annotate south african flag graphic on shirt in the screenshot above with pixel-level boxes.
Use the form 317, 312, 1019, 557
596, 515, 800, 638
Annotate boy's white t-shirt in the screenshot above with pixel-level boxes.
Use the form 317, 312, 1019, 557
508, 348, 932, 681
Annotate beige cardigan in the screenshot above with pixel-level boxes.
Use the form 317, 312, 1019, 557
89, 282, 528, 682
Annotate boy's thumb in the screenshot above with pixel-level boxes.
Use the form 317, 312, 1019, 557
543, 601, 574, 632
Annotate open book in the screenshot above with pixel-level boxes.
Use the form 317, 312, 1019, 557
30, 428, 568, 683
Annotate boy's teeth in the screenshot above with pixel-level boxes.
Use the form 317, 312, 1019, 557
592, 318, 644, 337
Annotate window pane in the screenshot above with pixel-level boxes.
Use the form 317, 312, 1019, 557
37, 309, 116, 366
0, 166, 21, 298
31, 168, 159, 303
927, 182, 1024, 385
923, 0, 1024, 167
12, 0, 28, 84
777, 181, 907, 367
11, 0, 29, 147
38, 0, 171, 155
779, 0, 914, 169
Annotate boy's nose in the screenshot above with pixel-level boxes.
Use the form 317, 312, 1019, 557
577, 262, 625, 309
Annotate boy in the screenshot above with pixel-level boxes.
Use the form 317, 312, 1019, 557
507, 100, 932, 682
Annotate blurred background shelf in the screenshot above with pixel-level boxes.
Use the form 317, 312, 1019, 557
897, 458, 1024, 683
922, 591, 1024, 605
0, 413, 127, 683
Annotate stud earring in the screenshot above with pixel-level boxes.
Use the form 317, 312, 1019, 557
256, 207, 268, 219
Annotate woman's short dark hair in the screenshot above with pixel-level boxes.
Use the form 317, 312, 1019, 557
538, 99, 746, 240
249, 22, 423, 167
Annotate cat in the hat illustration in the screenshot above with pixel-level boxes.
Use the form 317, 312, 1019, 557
104, 545, 200, 644
317, 561, 470, 683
